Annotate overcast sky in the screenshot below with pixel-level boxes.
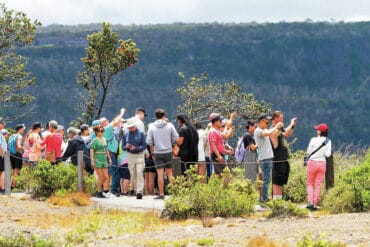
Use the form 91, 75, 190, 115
2, 0, 370, 26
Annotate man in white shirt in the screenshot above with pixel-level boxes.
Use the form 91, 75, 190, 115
133, 107, 146, 133
254, 114, 283, 202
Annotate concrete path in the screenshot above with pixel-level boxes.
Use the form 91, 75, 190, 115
90, 195, 166, 211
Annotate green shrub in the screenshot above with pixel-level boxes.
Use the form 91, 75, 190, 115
322, 151, 370, 213
83, 173, 97, 195
30, 160, 59, 198
284, 154, 307, 203
16, 160, 97, 198
266, 199, 308, 218
165, 166, 256, 219
297, 234, 346, 247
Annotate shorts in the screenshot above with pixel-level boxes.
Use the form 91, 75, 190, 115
211, 153, 227, 175
154, 152, 173, 169
144, 158, 156, 173
0, 156, 4, 171
119, 163, 130, 180
272, 160, 290, 186
10, 152, 23, 169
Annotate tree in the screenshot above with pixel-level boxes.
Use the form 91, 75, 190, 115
0, 4, 41, 119
176, 72, 271, 136
75, 22, 140, 125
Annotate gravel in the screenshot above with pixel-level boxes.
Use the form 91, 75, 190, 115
0, 193, 369, 246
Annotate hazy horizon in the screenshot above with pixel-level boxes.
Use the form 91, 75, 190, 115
2, 0, 370, 26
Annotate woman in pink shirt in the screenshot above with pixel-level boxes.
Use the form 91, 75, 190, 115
28, 122, 45, 165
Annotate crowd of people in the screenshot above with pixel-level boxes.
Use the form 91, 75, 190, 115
0, 108, 332, 209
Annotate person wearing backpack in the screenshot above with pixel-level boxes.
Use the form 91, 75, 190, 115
61, 127, 85, 166
9, 124, 25, 189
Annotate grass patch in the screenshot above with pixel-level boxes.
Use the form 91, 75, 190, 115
197, 238, 215, 246
64, 209, 168, 245
0, 232, 57, 246
49, 192, 92, 207
247, 235, 288, 247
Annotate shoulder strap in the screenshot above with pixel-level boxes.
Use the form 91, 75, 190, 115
307, 138, 328, 159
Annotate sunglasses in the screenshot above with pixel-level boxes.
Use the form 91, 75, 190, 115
97, 129, 104, 133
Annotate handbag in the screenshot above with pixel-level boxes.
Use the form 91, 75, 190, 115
45, 150, 56, 163
303, 138, 329, 166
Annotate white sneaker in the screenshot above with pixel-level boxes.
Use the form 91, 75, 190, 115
103, 192, 115, 198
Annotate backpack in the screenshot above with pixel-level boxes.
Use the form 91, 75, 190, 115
235, 136, 246, 164
8, 134, 20, 155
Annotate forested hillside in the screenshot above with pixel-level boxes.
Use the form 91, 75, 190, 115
10, 22, 370, 150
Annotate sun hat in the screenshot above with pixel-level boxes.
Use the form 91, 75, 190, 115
126, 118, 137, 128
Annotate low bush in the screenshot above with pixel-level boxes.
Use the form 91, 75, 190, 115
284, 152, 307, 203
165, 166, 257, 219
322, 150, 370, 213
266, 199, 308, 218
16, 160, 96, 198
297, 234, 346, 247
30, 160, 77, 198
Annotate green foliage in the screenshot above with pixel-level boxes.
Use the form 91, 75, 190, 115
322, 150, 370, 213
83, 172, 97, 195
176, 72, 271, 131
0, 3, 41, 116
29, 160, 77, 198
0, 232, 57, 247
75, 22, 140, 124
266, 199, 308, 218
297, 234, 346, 247
165, 166, 256, 219
17, 161, 96, 198
284, 152, 308, 203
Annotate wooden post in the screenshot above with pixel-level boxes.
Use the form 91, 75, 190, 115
172, 157, 182, 178
4, 151, 11, 196
77, 150, 84, 192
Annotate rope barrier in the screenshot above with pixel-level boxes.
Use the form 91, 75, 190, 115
7, 151, 290, 170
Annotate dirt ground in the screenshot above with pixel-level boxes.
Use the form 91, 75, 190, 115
0, 194, 369, 246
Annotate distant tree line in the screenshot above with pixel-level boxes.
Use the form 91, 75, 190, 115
5, 21, 370, 150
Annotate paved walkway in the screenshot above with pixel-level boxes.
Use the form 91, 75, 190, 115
90, 195, 166, 211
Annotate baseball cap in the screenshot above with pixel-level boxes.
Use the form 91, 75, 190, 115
32, 122, 42, 130
57, 125, 65, 131
0, 118, 5, 125
314, 123, 328, 132
136, 107, 147, 117
91, 120, 101, 127
258, 114, 272, 122
15, 124, 25, 131
209, 113, 224, 122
